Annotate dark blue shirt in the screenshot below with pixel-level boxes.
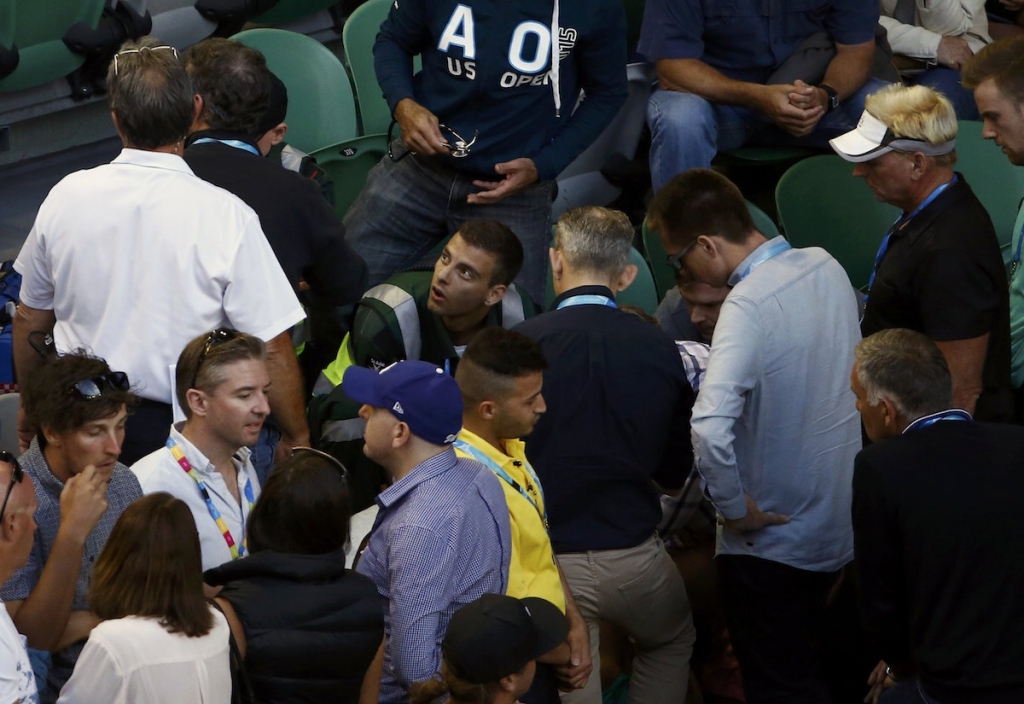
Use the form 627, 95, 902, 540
638, 0, 878, 83
516, 286, 695, 553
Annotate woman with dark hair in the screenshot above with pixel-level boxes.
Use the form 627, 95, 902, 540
204, 448, 385, 704
56, 493, 231, 703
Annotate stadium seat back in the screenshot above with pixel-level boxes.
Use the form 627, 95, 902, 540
309, 134, 389, 220
250, 0, 339, 26
233, 27, 358, 154
775, 154, 899, 290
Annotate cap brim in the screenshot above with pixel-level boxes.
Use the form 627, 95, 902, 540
342, 366, 384, 407
521, 597, 570, 658
829, 129, 891, 163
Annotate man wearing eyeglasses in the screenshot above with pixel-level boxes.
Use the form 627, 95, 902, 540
0, 456, 40, 704
0, 353, 142, 702
830, 83, 1011, 421
132, 330, 268, 572
12, 37, 308, 468
646, 170, 860, 704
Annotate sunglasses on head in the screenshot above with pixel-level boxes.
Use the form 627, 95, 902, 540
0, 451, 24, 524
289, 446, 348, 478
112, 45, 177, 76
191, 329, 240, 388
69, 371, 131, 400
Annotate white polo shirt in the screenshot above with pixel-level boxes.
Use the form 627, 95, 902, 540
0, 599, 38, 703
15, 148, 305, 403
131, 423, 261, 572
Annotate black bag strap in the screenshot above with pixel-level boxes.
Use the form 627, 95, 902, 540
209, 598, 257, 704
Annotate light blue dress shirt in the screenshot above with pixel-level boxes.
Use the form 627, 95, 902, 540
692, 237, 862, 572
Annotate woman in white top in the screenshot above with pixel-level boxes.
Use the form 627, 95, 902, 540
57, 493, 231, 704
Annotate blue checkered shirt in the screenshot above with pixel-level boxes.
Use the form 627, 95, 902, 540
0, 440, 142, 700
356, 447, 510, 703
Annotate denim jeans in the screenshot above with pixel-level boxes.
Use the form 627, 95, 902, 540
344, 143, 553, 305
646, 77, 892, 191
910, 67, 979, 120
248, 423, 281, 487
880, 678, 942, 704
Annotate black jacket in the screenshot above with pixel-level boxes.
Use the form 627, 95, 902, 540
205, 549, 383, 704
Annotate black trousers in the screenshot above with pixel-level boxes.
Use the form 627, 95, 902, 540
121, 399, 173, 466
718, 554, 841, 704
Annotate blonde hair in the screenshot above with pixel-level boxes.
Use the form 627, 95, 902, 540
865, 84, 958, 166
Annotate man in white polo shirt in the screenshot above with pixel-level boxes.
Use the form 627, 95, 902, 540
12, 36, 308, 466
132, 329, 269, 572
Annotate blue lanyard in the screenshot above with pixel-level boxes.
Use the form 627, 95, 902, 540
867, 176, 957, 298
454, 438, 549, 529
733, 238, 792, 283
1009, 218, 1024, 288
556, 294, 617, 310
902, 409, 972, 434
191, 137, 261, 156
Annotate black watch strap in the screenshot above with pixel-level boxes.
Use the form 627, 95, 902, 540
819, 84, 839, 113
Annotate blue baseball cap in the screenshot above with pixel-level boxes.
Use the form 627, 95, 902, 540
343, 361, 463, 445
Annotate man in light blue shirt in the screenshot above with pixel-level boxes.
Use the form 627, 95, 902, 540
647, 169, 861, 704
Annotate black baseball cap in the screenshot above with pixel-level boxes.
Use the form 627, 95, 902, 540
443, 594, 569, 684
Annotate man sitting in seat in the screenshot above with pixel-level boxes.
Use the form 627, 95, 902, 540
308, 220, 533, 511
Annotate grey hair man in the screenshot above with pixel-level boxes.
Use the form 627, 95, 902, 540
13, 36, 308, 467
516, 206, 697, 704
851, 328, 1024, 704
830, 83, 1011, 420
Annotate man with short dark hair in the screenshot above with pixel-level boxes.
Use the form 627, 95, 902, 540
309, 220, 533, 510
13, 37, 307, 467
962, 35, 1024, 410
455, 327, 591, 701
132, 329, 269, 572
1, 353, 143, 701
0, 456, 40, 704
516, 206, 696, 704
648, 169, 860, 704
850, 328, 1024, 703
182, 38, 366, 331
346, 360, 510, 704
830, 82, 1011, 420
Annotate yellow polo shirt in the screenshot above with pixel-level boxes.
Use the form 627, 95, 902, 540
455, 428, 566, 612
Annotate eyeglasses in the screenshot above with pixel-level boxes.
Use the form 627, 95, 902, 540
666, 239, 699, 274
192, 329, 239, 388
69, 372, 131, 400
0, 451, 24, 524
113, 45, 178, 76
289, 446, 348, 478
387, 120, 480, 161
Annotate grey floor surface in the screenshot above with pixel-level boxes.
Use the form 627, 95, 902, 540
0, 137, 122, 262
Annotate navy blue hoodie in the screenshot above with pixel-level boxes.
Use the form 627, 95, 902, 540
374, 0, 628, 181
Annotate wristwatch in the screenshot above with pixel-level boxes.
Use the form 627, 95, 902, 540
819, 84, 839, 113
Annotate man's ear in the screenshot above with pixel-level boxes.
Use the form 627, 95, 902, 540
111, 112, 128, 147
42, 426, 60, 448
191, 93, 204, 130
615, 263, 638, 292
477, 400, 498, 421
497, 672, 519, 693
393, 421, 411, 448
269, 123, 288, 146
549, 247, 563, 281
186, 388, 208, 418
879, 395, 900, 429
484, 283, 508, 307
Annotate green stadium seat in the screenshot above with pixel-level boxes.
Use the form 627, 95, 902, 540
233, 28, 358, 154
309, 134, 389, 220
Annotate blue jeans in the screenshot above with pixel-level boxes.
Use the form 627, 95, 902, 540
647, 78, 892, 191
248, 424, 280, 487
910, 67, 979, 120
344, 143, 553, 305
879, 678, 942, 704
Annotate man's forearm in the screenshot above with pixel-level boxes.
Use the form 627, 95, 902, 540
934, 335, 988, 414
13, 529, 87, 650
264, 331, 310, 444
820, 41, 875, 101
12, 304, 55, 388
656, 58, 768, 111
